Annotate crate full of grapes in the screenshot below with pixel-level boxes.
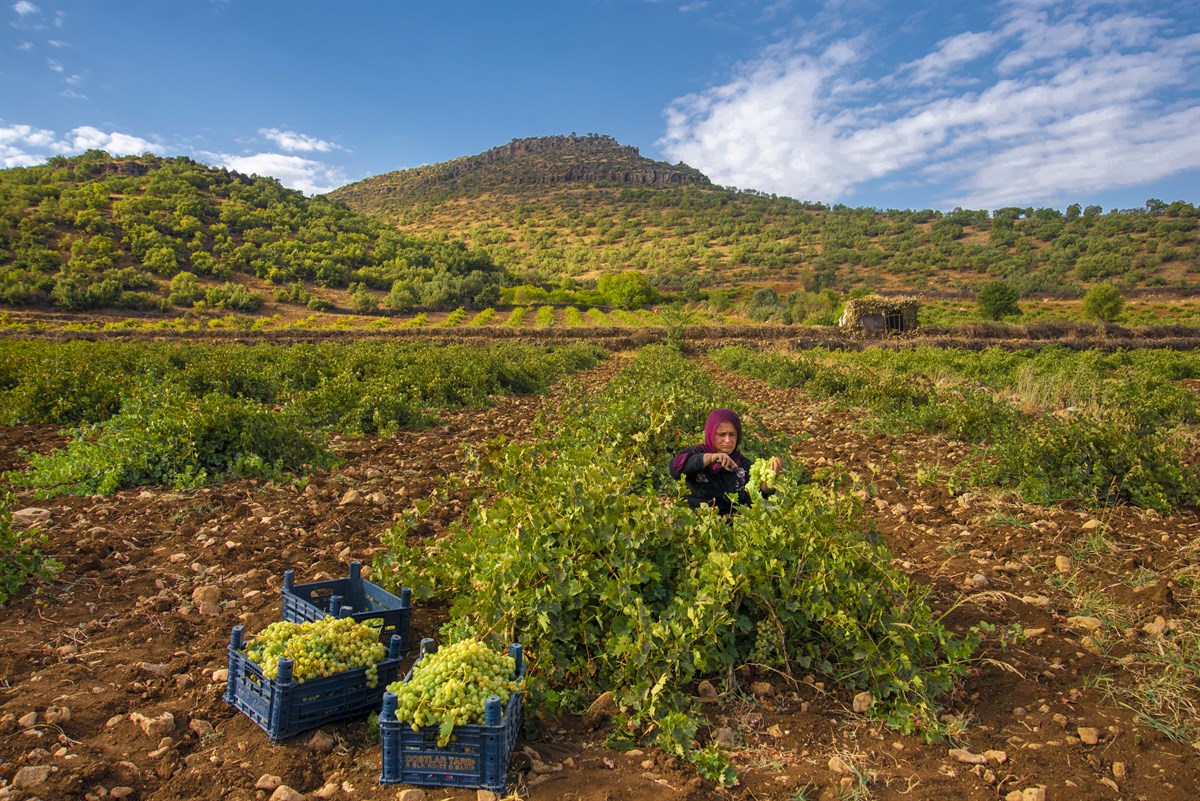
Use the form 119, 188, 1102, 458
282, 560, 412, 649
379, 638, 525, 792
224, 617, 406, 742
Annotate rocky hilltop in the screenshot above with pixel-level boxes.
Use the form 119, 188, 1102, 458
330, 134, 710, 207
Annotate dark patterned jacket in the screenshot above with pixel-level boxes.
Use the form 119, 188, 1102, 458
669, 445, 756, 515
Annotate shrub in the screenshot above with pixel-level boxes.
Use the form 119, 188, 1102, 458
10, 389, 332, 496
1082, 284, 1124, 321
0, 492, 61, 605
976, 280, 1021, 320
205, 282, 263, 311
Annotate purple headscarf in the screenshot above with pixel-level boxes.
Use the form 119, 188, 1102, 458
703, 408, 743, 471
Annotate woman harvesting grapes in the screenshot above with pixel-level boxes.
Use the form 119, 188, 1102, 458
669, 407, 783, 515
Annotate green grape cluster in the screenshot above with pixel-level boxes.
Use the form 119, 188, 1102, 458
242, 616, 388, 686
386, 639, 521, 743
745, 458, 777, 500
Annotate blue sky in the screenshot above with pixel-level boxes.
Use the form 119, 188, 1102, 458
2, 0, 1198, 212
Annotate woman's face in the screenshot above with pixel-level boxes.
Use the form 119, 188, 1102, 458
712, 422, 738, 455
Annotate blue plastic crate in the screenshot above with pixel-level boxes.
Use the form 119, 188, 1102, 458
224, 625, 405, 743
379, 640, 524, 792
282, 560, 412, 650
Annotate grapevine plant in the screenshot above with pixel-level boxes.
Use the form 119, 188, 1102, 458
377, 346, 978, 780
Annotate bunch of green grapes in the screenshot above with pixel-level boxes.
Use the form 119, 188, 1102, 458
745, 459, 778, 500
386, 639, 521, 742
243, 616, 388, 686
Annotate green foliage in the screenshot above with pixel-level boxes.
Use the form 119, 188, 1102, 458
167, 271, 203, 306
982, 411, 1198, 512
205, 282, 263, 311
348, 282, 378, 313
0, 492, 61, 605
976, 280, 1021, 320
377, 347, 977, 771
712, 344, 1199, 513
1081, 284, 1124, 321
0, 152, 508, 311
597, 270, 659, 309
9, 388, 334, 496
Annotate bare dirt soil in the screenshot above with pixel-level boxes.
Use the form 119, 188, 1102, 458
1, 351, 1198, 801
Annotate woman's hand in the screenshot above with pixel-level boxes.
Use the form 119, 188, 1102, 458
703, 452, 737, 471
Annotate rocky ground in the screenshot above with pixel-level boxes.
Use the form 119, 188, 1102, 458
1, 350, 1197, 801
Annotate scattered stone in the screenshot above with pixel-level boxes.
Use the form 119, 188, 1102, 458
106, 715, 124, 729
110, 788, 135, 799
56, 644, 79, 658
967, 573, 990, 588
852, 692, 873, 713
188, 719, 214, 738
191, 586, 221, 606
1112, 762, 1127, 780
584, 691, 616, 721
750, 681, 774, 697
25, 747, 51, 764
1077, 727, 1101, 745
339, 489, 362, 506
312, 783, 339, 799
828, 756, 849, 775
40, 705, 68, 726
1066, 616, 1104, 633
949, 748, 988, 765
1100, 777, 1120, 792
255, 774, 282, 791
269, 787, 305, 801
766, 723, 784, 738
367, 491, 388, 505
308, 729, 336, 753
1081, 519, 1102, 531
1024, 627, 1046, 638
211, 669, 229, 683
130, 712, 174, 739
12, 508, 51, 530
697, 680, 717, 698
13, 765, 54, 788
18, 711, 38, 729
1021, 788, 1046, 801
712, 726, 736, 748
1142, 616, 1168, 637
984, 749, 1008, 764
1055, 556, 1074, 573
139, 662, 171, 677
1052, 713, 1069, 728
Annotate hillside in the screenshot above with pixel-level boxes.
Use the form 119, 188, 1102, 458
331, 135, 1200, 298
0, 151, 507, 313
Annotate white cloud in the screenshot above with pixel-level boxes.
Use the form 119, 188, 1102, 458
17, 40, 31, 50
13, 1, 38, 15
47, 38, 65, 47
67, 126, 161, 154
46, 57, 62, 72
0, 123, 62, 167
661, 1, 1200, 208
258, 127, 341, 153
902, 30, 1000, 86
214, 152, 346, 195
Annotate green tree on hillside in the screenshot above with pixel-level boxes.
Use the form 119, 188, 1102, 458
598, 270, 657, 309
976, 280, 1021, 320
1081, 284, 1124, 321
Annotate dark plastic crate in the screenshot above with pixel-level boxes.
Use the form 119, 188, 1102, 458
379, 639, 524, 792
224, 625, 405, 743
282, 560, 412, 650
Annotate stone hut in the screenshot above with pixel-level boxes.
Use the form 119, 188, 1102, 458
838, 295, 920, 334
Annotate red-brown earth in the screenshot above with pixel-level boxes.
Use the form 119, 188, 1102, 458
1, 349, 1197, 801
